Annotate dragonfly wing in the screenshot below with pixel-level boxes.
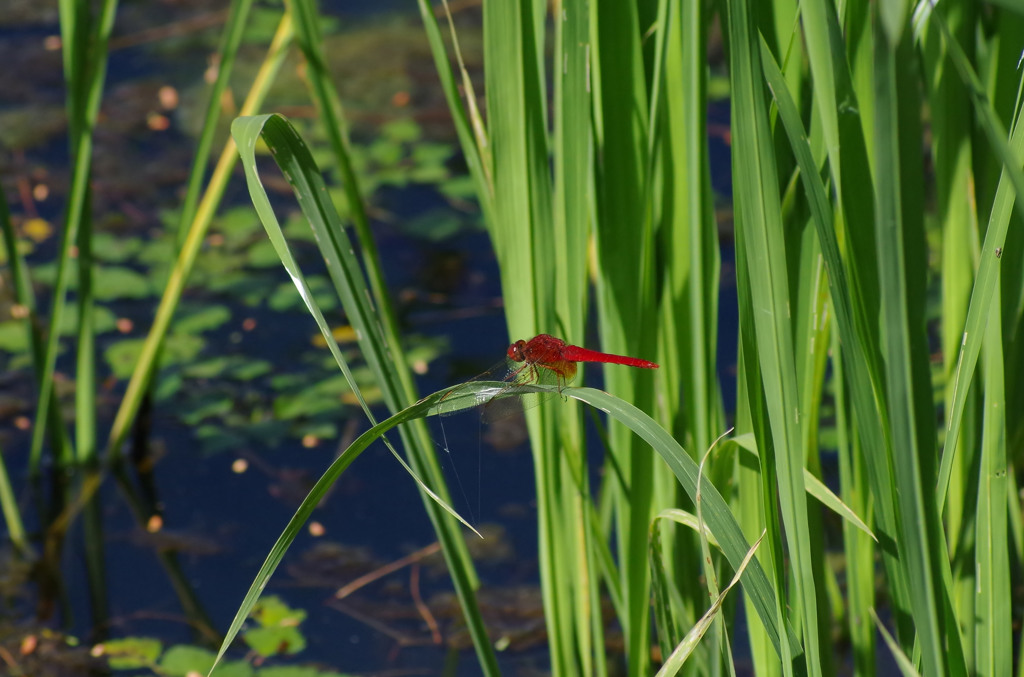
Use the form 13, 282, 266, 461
480, 382, 558, 423
437, 356, 578, 422
479, 361, 576, 422
435, 382, 506, 417
435, 358, 518, 418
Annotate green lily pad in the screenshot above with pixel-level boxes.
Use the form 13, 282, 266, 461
195, 424, 248, 453
179, 394, 235, 425
252, 595, 307, 627
160, 645, 254, 677
381, 118, 421, 143
368, 138, 402, 166
273, 373, 359, 420
410, 142, 451, 166
216, 205, 264, 246
244, 626, 306, 658
93, 233, 144, 263
401, 208, 464, 241
100, 636, 162, 670
183, 356, 234, 379
0, 321, 29, 352
247, 239, 283, 268
104, 339, 146, 379
259, 668, 355, 677
230, 359, 273, 381
175, 305, 232, 335
164, 331, 206, 363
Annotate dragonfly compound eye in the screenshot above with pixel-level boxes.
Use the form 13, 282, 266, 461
507, 340, 526, 362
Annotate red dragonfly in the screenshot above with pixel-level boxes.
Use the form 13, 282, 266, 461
436, 334, 659, 422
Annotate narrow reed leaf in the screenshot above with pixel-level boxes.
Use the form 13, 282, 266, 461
590, 503, 624, 616
872, 25, 945, 675
660, 0, 721, 455
655, 531, 765, 676
732, 432, 875, 541
798, 0, 842, 195
733, 203, 790, 675
0, 179, 72, 472
975, 283, 1011, 675
696, 431, 733, 601
176, 0, 255, 244
760, 42, 885, 547
871, 608, 923, 677
553, 0, 590, 346
553, 1, 597, 670
923, 10, 1024, 511
878, 0, 909, 45
482, 0, 542, 334
650, 512, 688, 660
760, 35, 920, 649
653, 509, 721, 549
802, 472, 875, 542
918, 12, 980, 639
833, 330, 877, 675
0, 440, 28, 553
694, 432, 736, 670
644, 0, 671, 155
440, 0, 491, 182
32, 0, 119, 470
727, 0, 821, 672
414, 0, 494, 222
0, 178, 37, 547
591, 1, 659, 672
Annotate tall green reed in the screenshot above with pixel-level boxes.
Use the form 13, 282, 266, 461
417, 0, 1024, 675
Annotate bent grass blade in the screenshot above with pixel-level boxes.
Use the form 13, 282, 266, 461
208, 381, 793, 676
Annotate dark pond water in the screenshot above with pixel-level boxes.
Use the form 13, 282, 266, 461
0, 2, 739, 676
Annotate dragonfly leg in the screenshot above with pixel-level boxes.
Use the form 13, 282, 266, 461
558, 374, 569, 402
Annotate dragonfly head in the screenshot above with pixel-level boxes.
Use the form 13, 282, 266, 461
507, 339, 527, 362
